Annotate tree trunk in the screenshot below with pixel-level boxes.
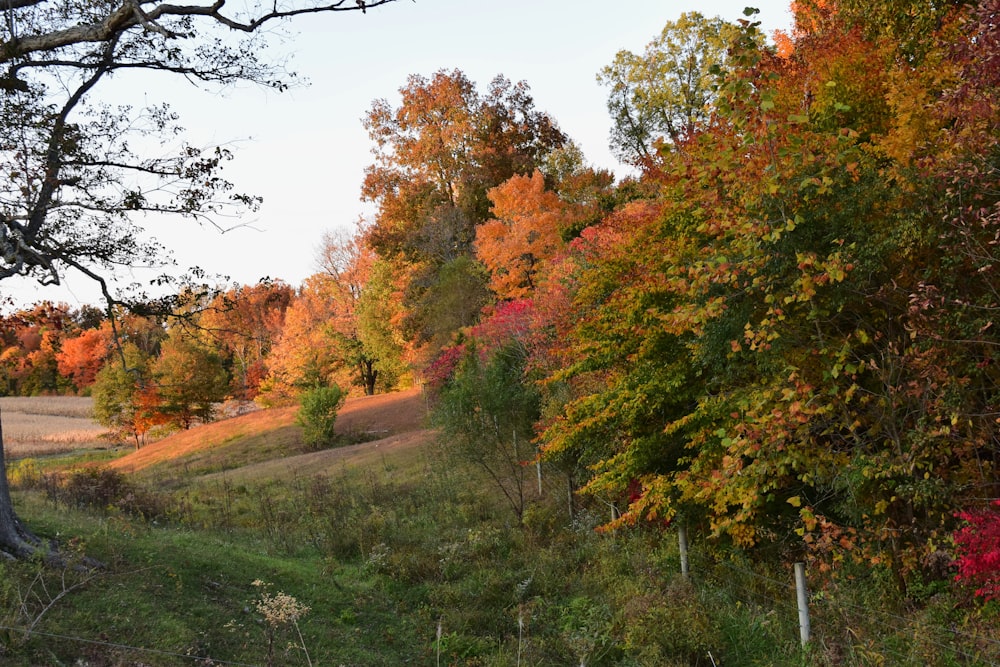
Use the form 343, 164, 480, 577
360, 358, 378, 396
0, 406, 41, 558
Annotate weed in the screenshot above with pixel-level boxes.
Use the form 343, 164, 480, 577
247, 580, 311, 667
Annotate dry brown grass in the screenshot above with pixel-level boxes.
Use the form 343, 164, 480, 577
0, 396, 109, 458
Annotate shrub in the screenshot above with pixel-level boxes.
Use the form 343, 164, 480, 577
296, 385, 346, 449
48, 467, 167, 520
953, 500, 1000, 601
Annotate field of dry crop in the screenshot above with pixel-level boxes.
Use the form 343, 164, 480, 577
0, 396, 109, 458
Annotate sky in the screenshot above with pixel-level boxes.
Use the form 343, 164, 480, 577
4, 0, 793, 310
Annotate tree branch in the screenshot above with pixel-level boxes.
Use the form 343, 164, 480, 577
0, 0, 400, 64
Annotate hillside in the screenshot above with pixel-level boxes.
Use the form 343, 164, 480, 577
110, 387, 432, 478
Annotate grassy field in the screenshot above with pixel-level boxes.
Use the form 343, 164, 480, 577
0, 396, 110, 458
1, 390, 997, 666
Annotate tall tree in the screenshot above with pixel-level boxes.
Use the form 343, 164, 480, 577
316, 227, 405, 395
0, 0, 400, 558
363, 69, 566, 260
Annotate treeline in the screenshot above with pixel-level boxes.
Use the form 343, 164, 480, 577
6, 0, 1000, 599
0, 251, 407, 445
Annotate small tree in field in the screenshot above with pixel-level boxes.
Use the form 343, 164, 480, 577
433, 340, 540, 524
296, 385, 347, 449
153, 333, 230, 430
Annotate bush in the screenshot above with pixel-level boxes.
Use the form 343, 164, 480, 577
48, 467, 167, 520
296, 385, 346, 449
953, 500, 1000, 601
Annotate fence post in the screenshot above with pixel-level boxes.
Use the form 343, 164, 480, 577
794, 562, 811, 647
678, 523, 690, 579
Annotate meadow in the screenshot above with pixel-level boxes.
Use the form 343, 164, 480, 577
0, 390, 997, 666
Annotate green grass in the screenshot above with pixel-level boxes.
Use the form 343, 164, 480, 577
2, 419, 998, 666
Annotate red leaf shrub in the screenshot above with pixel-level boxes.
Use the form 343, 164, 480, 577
953, 500, 1000, 601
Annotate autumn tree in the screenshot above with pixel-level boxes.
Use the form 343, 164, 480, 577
57, 325, 112, 393
474, 170, 570, 301
0, 0, 400, 558
257, 275, 345, 406
199, 281, 293, 399
363, 69, 565, 260
0, 302, 74, 395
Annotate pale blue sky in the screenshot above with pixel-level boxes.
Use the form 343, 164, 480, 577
6, 0, 793, 309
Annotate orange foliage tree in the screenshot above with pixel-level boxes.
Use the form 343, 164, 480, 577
56, 326, 112, 392
199, 281, 292, 400
474, 170, 570, 301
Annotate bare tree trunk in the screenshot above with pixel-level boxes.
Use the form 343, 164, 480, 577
0, 406, 41, 558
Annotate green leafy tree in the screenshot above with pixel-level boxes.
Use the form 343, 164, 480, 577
153, 332, 230, 430
92, 343, 159, 449
410, 256, 492, 363
598, 12, 746, 166
434, 337, 539, 525
355, 257, 408, 391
